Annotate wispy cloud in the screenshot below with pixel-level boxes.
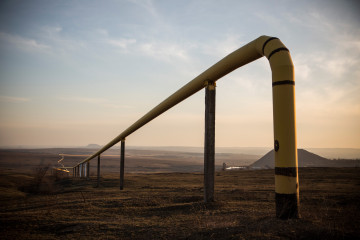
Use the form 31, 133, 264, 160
0, 32, 50, 52
288, 7, 360, 82
0, 95, 31, 103
0, 27, 88, 56
138, 41, 190, 61
59, 96, 132, 109
103, 31, 248, 66
40, 26, 87, 53
42, 26, 63, 36
286, 9, 335, 33
292, 56, 311, 81
61, 97, 106, 104
103, 31, 191, 62
108, 38, 137, 49
201, 34, 246, 58
127, 0, 158, 18
294, 48, 360, 81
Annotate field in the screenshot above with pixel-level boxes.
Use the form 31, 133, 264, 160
1, 167, 359, 239
0, 148, 259, 173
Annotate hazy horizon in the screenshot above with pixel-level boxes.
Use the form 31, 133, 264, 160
2, 144, 360, 159
1, 143, 360, 150
1, 0, 359, 148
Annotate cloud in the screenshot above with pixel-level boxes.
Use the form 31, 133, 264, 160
107, 38, 137, 50
291, 7, 360, 81
61, 97, 106, 104
0, 27, 89, 57
286, 9, 335, 33
105, 33, 249, 68
201, 34, 246, 58
59, 96, 132, 109
98, 26, 190, 62
138, 41, 190, 61
104, 33, 190, 62
127, 0, 158, 18
0, 96, 31, 103
0, 32, 50, 52
40, 26, 87, 53
294, 49, 359, 81
42, 26, 63, 36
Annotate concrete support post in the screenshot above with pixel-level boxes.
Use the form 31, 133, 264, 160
77, 166, 79, 178
86, 162, 90, 179
79, 164, 82, 178
120, 139, 125, 190
97, 155, 100, 187
204, 81, 216, 203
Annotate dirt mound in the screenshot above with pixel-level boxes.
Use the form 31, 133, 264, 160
250, 149, 359, 168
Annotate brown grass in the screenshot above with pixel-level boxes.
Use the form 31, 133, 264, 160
0, 168, 359, 239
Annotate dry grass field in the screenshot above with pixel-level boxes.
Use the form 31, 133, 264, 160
0, 167, 359, 239
0, 148, 259, 174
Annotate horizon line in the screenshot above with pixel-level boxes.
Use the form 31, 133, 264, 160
1, 145, 360, 150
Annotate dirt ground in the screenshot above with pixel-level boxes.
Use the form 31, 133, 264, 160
0, 168, 359, 239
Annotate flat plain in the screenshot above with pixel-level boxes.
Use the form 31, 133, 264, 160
1, 167, 359, 239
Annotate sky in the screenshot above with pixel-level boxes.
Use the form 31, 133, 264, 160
0, 0, 359, 149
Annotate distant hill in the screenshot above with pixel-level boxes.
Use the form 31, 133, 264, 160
86, 144, 101, 149
306, 148, 360, 159
251, 149, 360, 168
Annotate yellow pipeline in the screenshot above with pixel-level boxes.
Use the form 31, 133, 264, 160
74, 35, 299, 218
263, 37, 299, 218
77, 36, 268, 165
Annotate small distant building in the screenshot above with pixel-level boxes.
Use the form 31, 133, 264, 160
222, 162, 249, 171
225, 166, 248, 170
52, 167, 70, 178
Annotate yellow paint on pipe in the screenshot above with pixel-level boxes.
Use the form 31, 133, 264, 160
272, 85, 297, 168
265, 39, 298, 208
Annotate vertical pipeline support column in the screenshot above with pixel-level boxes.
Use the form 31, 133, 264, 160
84, 163, 87, 178
120, 139, 125, 190
97, 155, 100, 187
86, 162, 90, 179
204, 81, 216, 203
81, 164, 85, 178
262, 36, 300, 219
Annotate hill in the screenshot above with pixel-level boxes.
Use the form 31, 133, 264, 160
86, 144, 101, 148
251, 149, 360, 169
